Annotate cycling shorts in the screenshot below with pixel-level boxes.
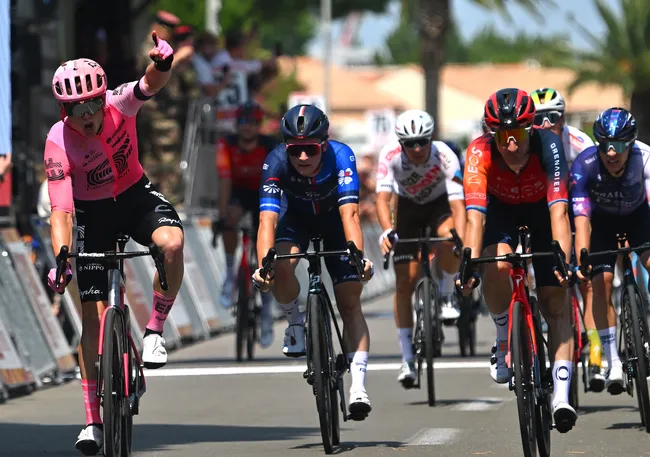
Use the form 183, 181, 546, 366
393, 194, 452, 265
74, 174, 183, 302
229, 187, 260, 232
275, 206, 359, 286
483, 198, 559, 288
589, 203, 650, 275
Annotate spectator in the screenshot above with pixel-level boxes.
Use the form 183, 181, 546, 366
192, 30, 230, 98
357, 154, 378, 223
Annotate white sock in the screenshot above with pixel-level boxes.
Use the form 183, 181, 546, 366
598, 326, 621, 368
397, 328, 414, 362
225, 254, 235, 281
440, 270, 456, 296
279, 296, 304, 325
491, 310, 509, 342
552, 360, 572, 408
348, 351, 368, 392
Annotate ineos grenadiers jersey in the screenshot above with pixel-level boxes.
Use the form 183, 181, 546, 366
375, 140, 464, 204
44, 78, 154, 213
570, 141, 650, 217
260, 140, 359, 215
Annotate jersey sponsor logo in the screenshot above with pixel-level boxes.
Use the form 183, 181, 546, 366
550, 142, 562, 193
262, 182, 281, 194
404, 165, 441, 195
263, 163, 268, 170
87, 158, 113, 188
338, 168, 354, 185
377, 163, 388, 180
80, 286, 102, 299
385, 146, 401, 161
112, 136, 132, 175
158, 216, 181, 226
45, 158, 62, 169
465, 146, 484, 184
585, 155, 597, 165
155, 204, 172, 213
112, 83, 128, 96
150, 190, 171, 204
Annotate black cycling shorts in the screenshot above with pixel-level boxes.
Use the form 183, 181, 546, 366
275, 206, 359, 286
74, 174, 183, 302
393, 194, 452, 265
483, 198, 559, 288
589, 203, 650, 275
229, 187, 260, 231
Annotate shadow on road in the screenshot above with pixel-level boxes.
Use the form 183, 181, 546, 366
293, 440, 404, 453
578, 404, 637, 416
0, 422, 321, 456
606, 421, 645, 431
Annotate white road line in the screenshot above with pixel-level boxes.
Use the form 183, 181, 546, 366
451, 397, 509, 412
406, 428, 462, 446
146, 360, 492, 378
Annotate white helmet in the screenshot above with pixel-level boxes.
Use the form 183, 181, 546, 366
395, 110, 435, 140
530, 88, 566, 112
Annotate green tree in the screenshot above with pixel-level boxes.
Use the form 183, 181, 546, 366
567, 0, 650, 142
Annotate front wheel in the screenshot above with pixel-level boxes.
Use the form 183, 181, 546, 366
102, 308, 125, 457
624, 285, 650, 431
235, 267, 251, 362
418, 278, 436, 407
512, 301, 536, 457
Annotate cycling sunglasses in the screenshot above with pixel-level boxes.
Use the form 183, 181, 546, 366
63, 96, 105, 118
493, 127, 530, 145
285, 141, 325, 158
401, 138, 431, 149
597, 140, 633, 154
533, 110, 564, 127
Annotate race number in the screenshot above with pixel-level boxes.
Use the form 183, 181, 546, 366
217, 70, 248, 109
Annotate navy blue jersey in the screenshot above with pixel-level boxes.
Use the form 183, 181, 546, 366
259, 140, 360, 215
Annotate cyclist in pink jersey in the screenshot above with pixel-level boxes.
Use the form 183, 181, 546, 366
44, 32, 185, 455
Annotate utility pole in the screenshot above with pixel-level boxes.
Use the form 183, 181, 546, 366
206, 0, 221, 35
321, 0, 332, 113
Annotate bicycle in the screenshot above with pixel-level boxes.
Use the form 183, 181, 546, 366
55, 234, 168, 457
212, 220, 261, 362
458, 227, 569, 457
579, 235, 650, 433
382, 227, 464, 407
259, 238, 365, 454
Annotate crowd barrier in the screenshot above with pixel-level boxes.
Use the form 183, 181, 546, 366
0, 213, 395, 404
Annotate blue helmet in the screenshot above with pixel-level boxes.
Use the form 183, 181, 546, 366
280, 104, 330, 143
593, 107, 637, 143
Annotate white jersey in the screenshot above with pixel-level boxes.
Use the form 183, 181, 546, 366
376, 140, 464, 204
561, 124, 594, 164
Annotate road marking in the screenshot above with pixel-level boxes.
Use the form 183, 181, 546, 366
146, 360, 492, 378
406, 428, 462, 446
451, 397, 509, 411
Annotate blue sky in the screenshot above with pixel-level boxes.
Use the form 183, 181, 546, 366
308, 0, 619, 55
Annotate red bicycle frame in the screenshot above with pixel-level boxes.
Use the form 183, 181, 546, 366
506, 265, 538, 369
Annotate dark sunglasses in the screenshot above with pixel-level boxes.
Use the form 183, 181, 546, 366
401, 138, 431, 149
285, 142, 324, 158
63, 96, 104, 118
597, 141, 632, 154
533, 110, 563, 127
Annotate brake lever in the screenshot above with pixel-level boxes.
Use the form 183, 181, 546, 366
149, 243, 168, 291
55, 245, 70, 289
550, 240, 569, 282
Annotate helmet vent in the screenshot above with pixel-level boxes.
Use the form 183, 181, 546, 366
64, 79, 73, 96
297, 115, 305, 134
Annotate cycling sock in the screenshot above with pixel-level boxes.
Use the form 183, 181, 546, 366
82, 379, 102, 426
261, 292, 274, 321
587, 328, 602, 366
440, 270, 456, 297
598, 326, 621, 368
225, 254, 235, 281
147, 290, 175, 333
552, 360, 572, 408
279, 296, 303, 325
491, 310, 509, 342
348, 351, 368, 392
397, 328, 414, 362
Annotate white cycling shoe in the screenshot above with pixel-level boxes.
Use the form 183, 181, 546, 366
142, 333, 167, 369
282, 324, 306, 357
553, 401, 577, 433
75, 424, 103, 456
490, 341, 510, 383
349, 389, 372, 419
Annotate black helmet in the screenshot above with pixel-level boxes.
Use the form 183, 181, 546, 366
280, 104, 330, 142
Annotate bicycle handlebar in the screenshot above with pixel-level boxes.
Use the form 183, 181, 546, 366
382, 228, 464, 270
260, 241, 365, 281
579, 242, 650, 278
458, 240, 568, 290
55, 243, 169, 291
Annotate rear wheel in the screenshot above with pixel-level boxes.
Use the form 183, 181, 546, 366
235, 267, 249, 362
625, 286, 650, 431
102, 308, 125, 457
420, 278, 436, 406
458, 295, 477, 357
512, 301, 536, 457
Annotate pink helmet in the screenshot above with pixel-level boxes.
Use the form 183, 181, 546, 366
52, 58, 107, 103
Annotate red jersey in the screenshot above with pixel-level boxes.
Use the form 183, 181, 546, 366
463, 129, 569, 213
216, 135, 278, 191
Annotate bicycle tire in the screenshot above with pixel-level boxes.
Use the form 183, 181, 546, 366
458, 295, 476, 357
624, 285, 650, 431
512, 301, 536, 457
419, 278, 436, 406
532, 297, 551, 457
246, 290, 258, 361
102, 308, 125, 457
569, 297, 580, 411
331, 368, 341, 446
235, 268, 249, 362
309, 293, 334, 454
121, 339, 135, 456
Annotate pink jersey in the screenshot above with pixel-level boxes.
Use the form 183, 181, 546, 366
44, 78, 154, 213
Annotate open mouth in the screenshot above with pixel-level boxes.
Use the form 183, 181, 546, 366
83, 121, 94, 134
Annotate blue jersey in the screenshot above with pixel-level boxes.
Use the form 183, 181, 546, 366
259, 140, 360, 215
569, 140, 650, 217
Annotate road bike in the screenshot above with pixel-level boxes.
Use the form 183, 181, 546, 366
260, 239, 365, 454
56, 234, 168, 456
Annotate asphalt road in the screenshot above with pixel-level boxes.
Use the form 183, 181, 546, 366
1, 293, 649, 457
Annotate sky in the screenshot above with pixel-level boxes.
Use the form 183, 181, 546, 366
308, 0, 620, 56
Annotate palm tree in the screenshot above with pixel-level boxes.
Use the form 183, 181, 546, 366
566, 0, 650, 143
411, 0, 552, 137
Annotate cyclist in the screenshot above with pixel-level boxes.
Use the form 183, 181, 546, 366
375, 110, 466, 388
529, 87, 604, 391
252, 104, 375, 417
215, 100, 279, 348
45, 34, 184, 455
457, 88, 577, 432
572, 107, 650, 395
